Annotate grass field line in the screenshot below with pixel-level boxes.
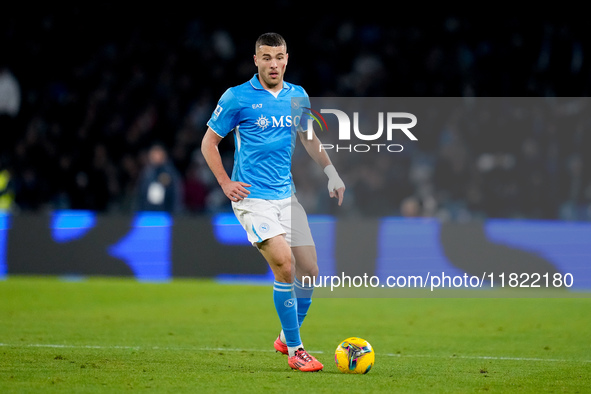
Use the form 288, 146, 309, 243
1, 343, 589, 364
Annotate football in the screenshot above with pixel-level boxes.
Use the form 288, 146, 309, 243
334, 337, 375, 374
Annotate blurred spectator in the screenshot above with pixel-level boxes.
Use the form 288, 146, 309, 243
182, 157, 208, 214
560, 154, 591, 221
0, 64, 20, 117
0, 164, 14, 212
135, 143, 183, 213
86, 144, 119, 211
400, 196, 421, 217
0, 63, 21, 163
13, 167, 44, 211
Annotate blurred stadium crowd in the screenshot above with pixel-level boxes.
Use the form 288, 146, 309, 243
1, 7, 590, 220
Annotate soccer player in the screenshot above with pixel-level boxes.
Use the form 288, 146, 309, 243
201, 32, 345, 372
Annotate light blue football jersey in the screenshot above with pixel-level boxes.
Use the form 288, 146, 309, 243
207, 74, 310, 200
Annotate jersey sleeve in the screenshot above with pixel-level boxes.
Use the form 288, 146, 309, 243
206, 88, 240, 138
291, 92, 311, 134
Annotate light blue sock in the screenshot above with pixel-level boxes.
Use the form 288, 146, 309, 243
273, 281, 301, 349
294, 278, 314, 327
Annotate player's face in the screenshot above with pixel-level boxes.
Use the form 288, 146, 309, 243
254, 45, 288, 90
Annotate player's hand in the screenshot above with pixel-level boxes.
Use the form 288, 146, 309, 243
221, 180, 251, 202
324, 165, 345, 206
330, 185, 345, 206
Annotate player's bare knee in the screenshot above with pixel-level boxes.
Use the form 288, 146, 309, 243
274, 262, 293, 283
264, 249, 293, 280
302, 265, 319, 279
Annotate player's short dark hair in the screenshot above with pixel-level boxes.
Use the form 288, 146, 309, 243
255, 32, 287, 53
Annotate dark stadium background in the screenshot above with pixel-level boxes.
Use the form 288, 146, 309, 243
1, 6, 590, 221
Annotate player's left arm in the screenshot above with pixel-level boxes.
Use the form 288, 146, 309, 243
298, 129, 345, 206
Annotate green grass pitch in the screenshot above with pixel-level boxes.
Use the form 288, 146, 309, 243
0, 276, 589, 393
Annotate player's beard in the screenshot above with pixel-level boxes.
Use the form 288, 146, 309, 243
263, 68, 283, 89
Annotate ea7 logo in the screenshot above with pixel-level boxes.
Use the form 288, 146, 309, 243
252, 103, 263, 109
306, 110, 417, 141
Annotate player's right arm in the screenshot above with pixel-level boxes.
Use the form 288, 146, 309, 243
202, 88, 251, 202
201, 127, 251, 201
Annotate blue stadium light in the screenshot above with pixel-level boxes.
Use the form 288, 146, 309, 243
0, 212, 9, 279
108, 212, 173, 282
374, 217, 465, 281
212, 213, 250, 245
51, 210, 96, 243
485, 219, 591, 290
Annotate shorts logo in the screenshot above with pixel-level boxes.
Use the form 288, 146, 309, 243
284, 298, 296, 308
259, 222, 270, 233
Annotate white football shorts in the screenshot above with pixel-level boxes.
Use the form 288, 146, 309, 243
231, 195, 315, 247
